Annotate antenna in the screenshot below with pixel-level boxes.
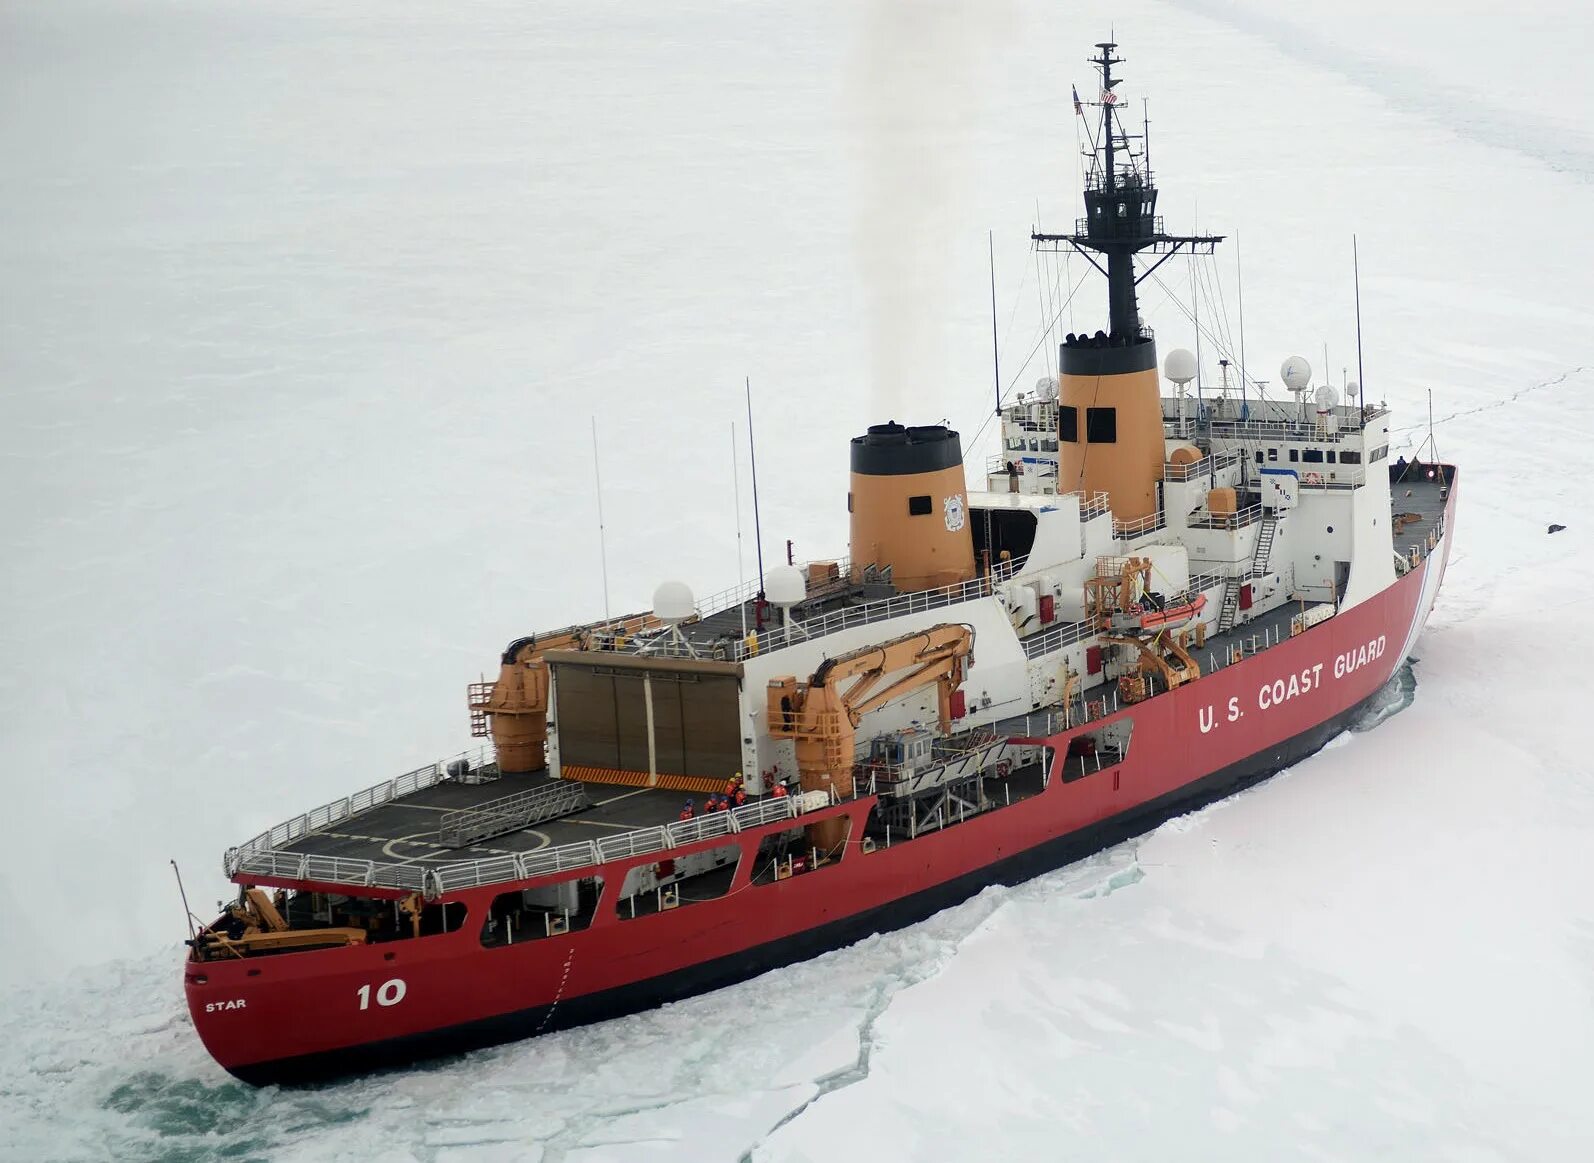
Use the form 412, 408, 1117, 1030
731, 421, 747, 641
1236, 229, 1248, 418
591, 416, 612, 626
988, 230, 1001, 417
1142, 97, 1151, 175
1354, 234, 1367, 431
745, 377, 766, 601
1190, 244, 1204, 448
171, 859, 196, 942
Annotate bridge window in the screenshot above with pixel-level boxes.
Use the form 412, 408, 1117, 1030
1288, 449, 1299, 463
1267, 448, 1278, 461
1060, 406, 1079, 443
908, 495, 932, 516
1086, 407, 1117, 443
1340, 449, 1362, 464
1302, 448, 1325, 464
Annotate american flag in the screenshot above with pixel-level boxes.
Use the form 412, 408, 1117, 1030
1100, 87, 1119, 106
1072, 84, 1083, 116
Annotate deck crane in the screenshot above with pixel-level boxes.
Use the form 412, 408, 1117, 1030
766, 624, 973, 849
469, 613, 659, 772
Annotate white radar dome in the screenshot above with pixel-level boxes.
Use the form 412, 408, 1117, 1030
765, 565, 806, 607
1034, 375, 1059, 401
1345, 380, 1360, 400
1281, 356, 1312, 392
1314, 385, 1340, 409
652, 580, 696, 624
1164, 348, 1197, 385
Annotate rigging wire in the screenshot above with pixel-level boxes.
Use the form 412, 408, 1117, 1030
962, 267, 1091, 457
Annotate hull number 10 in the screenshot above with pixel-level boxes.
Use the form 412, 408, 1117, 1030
357, 978, 407, 1010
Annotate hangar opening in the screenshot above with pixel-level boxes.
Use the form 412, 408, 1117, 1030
545, 652, 743, 793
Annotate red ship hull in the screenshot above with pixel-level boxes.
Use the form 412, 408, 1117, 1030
186, 484, 1455, 1084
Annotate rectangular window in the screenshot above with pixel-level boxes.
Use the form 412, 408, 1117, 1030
847, 492, 853, 512
1267, 448, 1278, 462
1302, 448, 1325, 464
1059, 406, 1079, 443
1339, 449, 1362, 464
1326, 451, 1337, 464
908, 495, 932, 516
1289, 449, 1299, 463
1086, 407, 1117, 443
1369, 444, 1388, 462
1255, 450, 1263, 464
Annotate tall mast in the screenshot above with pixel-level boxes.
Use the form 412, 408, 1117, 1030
1035, 42, 1223, 340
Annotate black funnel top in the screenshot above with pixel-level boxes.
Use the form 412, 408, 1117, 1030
850, 422, 963, 476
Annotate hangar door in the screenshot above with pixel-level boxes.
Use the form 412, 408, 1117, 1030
545, 652, 743, 782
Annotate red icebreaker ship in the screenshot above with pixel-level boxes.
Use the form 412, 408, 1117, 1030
184, 42, 1456, 1084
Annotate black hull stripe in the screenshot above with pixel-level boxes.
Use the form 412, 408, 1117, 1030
234, 687, 1382, 1086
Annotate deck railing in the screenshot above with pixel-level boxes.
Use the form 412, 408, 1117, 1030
224, 747, 495, 876
228, 785, 822, 899
727, 573, 998, 661
693, 556, 853, 623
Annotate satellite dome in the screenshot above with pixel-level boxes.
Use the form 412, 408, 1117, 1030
1164, 348, 1197, 385
1035, 375, 1059, 401
652, 580, 695, 624
1281, 356, 1312, 392
1314, 384, 1340, 410
765, 565, 806, 607
1345, 380, 1360, 399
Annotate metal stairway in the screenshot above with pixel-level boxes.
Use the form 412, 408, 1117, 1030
1217, 511, 1280, 634
438, 781, 590, 848
1251, 511, 1279, 577
1216, 575, 1241, 633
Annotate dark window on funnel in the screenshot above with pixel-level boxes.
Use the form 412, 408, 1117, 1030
1086, 407, 1117, 443
1302, 448, 1325, 464
847, 492, 853, 512
1059, 406, 1079, 443
908, 495, 932, 516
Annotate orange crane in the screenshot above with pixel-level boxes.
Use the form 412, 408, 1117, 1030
194, 888, 367, 959
767, 624, 973, 849
1100, 629, 1201, 703
469, 613, 658, 772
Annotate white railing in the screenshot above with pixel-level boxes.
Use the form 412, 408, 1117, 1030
224, 748, 495, 876
693, 556, 852, 623
233, 850, 429, 893
1298, 465, 1367, 489
1021, 618, 1098, 660
1163, 448, 1245, 483
1113, 510, 1166, 539
228, 789, 816, 898
731, 574, 997, 661
1076, 490, 1111, 519
1189, 503, 1264, 531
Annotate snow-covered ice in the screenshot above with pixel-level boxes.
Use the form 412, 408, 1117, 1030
4, 0, 1593, 1159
